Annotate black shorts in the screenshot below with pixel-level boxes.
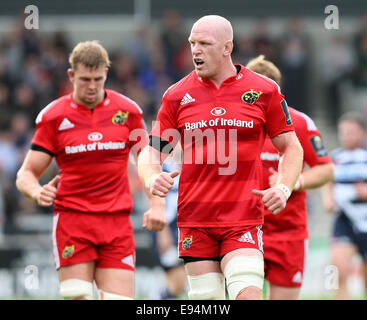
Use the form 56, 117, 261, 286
333, 212, 367, 261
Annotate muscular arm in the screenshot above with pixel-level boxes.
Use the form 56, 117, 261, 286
269, 163, 334, 190
137, 145, 178, 197
16, 150, 58, 206
322, 181, 335, 213
253, 131, 303, 214
271, 131, 304, 191
301, 163, 334, 189
137, 145, 167, 186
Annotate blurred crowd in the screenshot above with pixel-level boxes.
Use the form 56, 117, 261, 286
1, 10, 367, 235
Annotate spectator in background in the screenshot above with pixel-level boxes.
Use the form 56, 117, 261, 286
160, 9, 187, 80
0, 132, 22, 233
278, 17, 310, 115
0, 83, 12, 130
353, 31, 367, 88
252, 18, 276, 62
353, 13, 367, 88
12, 82, 39, 123
323, 112, 367, 299
320, 34, 355, 126
232, 35, 255, 66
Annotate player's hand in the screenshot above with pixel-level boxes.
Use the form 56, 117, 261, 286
268, 167, 278, 188
323, 195, 335, 213
34, 175, 60, 207
148, 171, 179, 198
252, 187, 287, 215
142, 205, 167, 231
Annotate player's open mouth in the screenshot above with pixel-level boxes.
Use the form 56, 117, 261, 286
194, 59, 204, 66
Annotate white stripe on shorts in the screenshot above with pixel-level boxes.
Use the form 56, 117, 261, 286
52, 213, 60, 269
257, 225, 264, 253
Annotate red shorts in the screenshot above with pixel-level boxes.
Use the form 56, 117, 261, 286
264, 238, 309, 288
178, 225, 263, 258
52, 211, 135, 271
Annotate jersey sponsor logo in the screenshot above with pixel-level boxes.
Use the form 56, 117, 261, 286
241, 89, 262, 104
280, 99, 292, 125
112, 110, 129, 125
65, 141, 126, 154
310, 135, 327, 157
184, 118, 254, 130
180, 93, 196, 105
182, 236, 193, 250
210, 106, 226, 116
88, 132, 103, 142
238, 232, 255, 244
62, 245, 75, 259
58, 118, 75, 131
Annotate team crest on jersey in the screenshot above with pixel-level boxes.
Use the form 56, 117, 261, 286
62, 245, 75, 259
182, 236, 193, 250
242, 89, 262, 104
112, 110, 129, 125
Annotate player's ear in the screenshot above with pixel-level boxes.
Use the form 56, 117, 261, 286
67, 68, 75, 83
223, 40, 233, 57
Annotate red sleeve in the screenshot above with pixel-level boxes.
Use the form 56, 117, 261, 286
149, 92, 180, 153
31, 113, 56, 154
129, 110, 148, 155
295, 112, 332, 167
264, 88, 294, 138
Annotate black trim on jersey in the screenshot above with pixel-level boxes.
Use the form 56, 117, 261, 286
280, 99, 292, 125
235, 64, 241, 74
149, 136, 173, 154
30, 143, 54, 157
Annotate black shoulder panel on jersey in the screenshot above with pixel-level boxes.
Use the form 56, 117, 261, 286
149, 136, 173, 154
30, 144, 54, 157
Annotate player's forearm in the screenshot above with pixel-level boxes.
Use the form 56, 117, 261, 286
16, 169, 43, 202
277, 139, 303, 191
300, 163, 334, 190
137, 145, 165, 188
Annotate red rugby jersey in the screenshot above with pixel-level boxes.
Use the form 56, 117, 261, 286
150, 65, 294, 227
32, 89, 147, 214
261, 107, 332, 240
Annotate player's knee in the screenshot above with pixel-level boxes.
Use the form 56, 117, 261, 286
59, 279, 94, 300
236, 285, 262, 300
98, 290, 133, 300
187, 272, 225, 300
223, 255, 264, 300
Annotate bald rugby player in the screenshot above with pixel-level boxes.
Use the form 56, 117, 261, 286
138, 15, 303, 300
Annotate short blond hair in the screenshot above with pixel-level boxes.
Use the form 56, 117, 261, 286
246, 55, 281, 85
69, 40, 111, 70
